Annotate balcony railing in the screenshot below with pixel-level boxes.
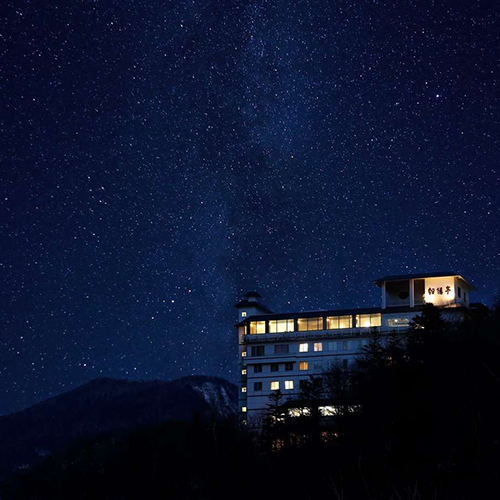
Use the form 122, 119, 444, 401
386, 300, 410, 307
242, 326, 409, 343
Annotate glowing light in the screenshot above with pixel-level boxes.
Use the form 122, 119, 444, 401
249, 321, 265, 334
423, 282, 455, 305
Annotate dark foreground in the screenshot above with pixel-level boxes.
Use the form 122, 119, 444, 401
3, 304, 500, 500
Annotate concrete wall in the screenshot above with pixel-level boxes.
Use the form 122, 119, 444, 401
242, 337, 368, 415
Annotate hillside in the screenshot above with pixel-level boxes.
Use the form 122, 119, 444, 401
0, 375, 237, 478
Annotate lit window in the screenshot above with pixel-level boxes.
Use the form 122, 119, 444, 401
274, 344, 289, 354
250, 321, 266, 334
270, 381, 280, 391
314, 342, 323, 352
326, 315, 352, 329
299, 361, 309, 371
241, 311, 247, 318
319, 406, 338, 416
241, 406, 247, 413
297, 317, 323, 331
289, 407, 310, 417
271, 363, 279, 372
254, 382, 262, 391
242, 386, 247, 393
285, 362, 293, 371
339, 316, 352, 328
241, 368, 247, 375
299, 343, 309, 352
241, 351, 247, 357
356, 313, 382, 328
268, 318, 294, 333
285, 380, 294, 390
387, 317, 410, 328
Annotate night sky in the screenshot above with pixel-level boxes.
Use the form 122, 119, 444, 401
1, 0, 499, 415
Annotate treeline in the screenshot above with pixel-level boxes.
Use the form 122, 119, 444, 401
257, 303, 500, 499
3, 304, 500, 499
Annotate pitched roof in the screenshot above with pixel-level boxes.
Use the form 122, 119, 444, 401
233, 299, 273, 313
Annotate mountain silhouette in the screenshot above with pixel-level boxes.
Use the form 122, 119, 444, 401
0, 375, 237, 478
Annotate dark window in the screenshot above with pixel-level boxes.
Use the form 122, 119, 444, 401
457, 286, 461, 298
285, 362, 294, 371
271, 363, 279, 372
254, 382, 262, 391
299, 379, 308, 389
274, 344, 289, 354
251, 346, 265, 357
464, 291, 467, 303
253, 364, 262, 373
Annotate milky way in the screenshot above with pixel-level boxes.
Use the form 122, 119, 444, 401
1, 0, 499, 414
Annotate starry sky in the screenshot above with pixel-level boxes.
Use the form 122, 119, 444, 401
1, 0, 499, 415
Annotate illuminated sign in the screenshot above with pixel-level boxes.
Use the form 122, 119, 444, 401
427, 285, 452, 296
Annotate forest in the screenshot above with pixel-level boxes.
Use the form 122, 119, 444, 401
3, 303, 500, 500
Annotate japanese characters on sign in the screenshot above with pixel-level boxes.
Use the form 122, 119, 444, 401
427, 285, 452, 296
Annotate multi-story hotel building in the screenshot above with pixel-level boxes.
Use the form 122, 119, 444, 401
236, 272, 476, 425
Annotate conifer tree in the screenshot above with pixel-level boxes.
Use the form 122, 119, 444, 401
261, 389, 286, 452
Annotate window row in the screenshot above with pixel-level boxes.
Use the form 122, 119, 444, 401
248, 362, 296, 373
242, 380, 299, 392
288, 404, 361, 417
244, 358, 354, 376
249, 340, 366, 357
244, 361, 309, 373
246, 376, 360, 394
248, 380, 295, 392
246, 314, 381, 334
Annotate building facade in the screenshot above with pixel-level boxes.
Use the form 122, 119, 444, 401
236, 272, 476, 425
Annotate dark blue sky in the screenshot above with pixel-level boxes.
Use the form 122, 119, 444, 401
1, 0, 499, 415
